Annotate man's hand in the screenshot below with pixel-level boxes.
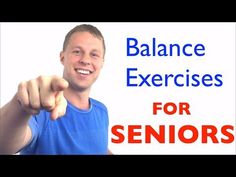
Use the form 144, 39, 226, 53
17, 76, 69, 120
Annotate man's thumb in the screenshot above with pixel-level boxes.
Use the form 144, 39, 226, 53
50, 91, 67, 120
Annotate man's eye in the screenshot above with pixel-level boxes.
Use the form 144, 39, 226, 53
91, 53, 99, 58
73, 50, 80, 54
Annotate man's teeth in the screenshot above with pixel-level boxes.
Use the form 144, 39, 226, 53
76, 69, 90, 75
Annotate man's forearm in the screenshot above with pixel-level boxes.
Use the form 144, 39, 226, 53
0, 94, 32, 154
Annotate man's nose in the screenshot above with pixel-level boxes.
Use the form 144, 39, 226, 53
79, 55, 91, 65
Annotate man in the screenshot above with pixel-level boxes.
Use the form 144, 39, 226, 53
0, 24, 110, 155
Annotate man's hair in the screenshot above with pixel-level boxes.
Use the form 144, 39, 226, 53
63, 24, 106, 56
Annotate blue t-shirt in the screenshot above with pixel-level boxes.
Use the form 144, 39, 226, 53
20, 98, 109, 155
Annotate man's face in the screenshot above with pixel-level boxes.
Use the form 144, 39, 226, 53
60, 31, 104, 91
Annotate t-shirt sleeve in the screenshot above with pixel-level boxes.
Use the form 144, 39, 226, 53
19, 110, 48, 154
19, 116, 39, 154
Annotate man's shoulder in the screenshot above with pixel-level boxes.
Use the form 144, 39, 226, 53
90, 98, 108, 113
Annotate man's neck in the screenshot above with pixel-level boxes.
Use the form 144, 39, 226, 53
63, 87, 90, 110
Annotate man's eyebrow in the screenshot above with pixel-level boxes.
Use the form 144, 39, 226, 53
73, 46, 82, 49
91, 49, 101, 52
72, 46, 101, 53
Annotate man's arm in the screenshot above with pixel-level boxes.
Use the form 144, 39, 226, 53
0, 76, 68, 154
0, 94, 32, 154
108, 149, 113, 155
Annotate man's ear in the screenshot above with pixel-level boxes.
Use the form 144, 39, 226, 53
60, 51, 65, 65
101, 58, 105, 68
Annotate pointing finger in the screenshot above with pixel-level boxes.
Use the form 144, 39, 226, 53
51, 76, 69, 92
